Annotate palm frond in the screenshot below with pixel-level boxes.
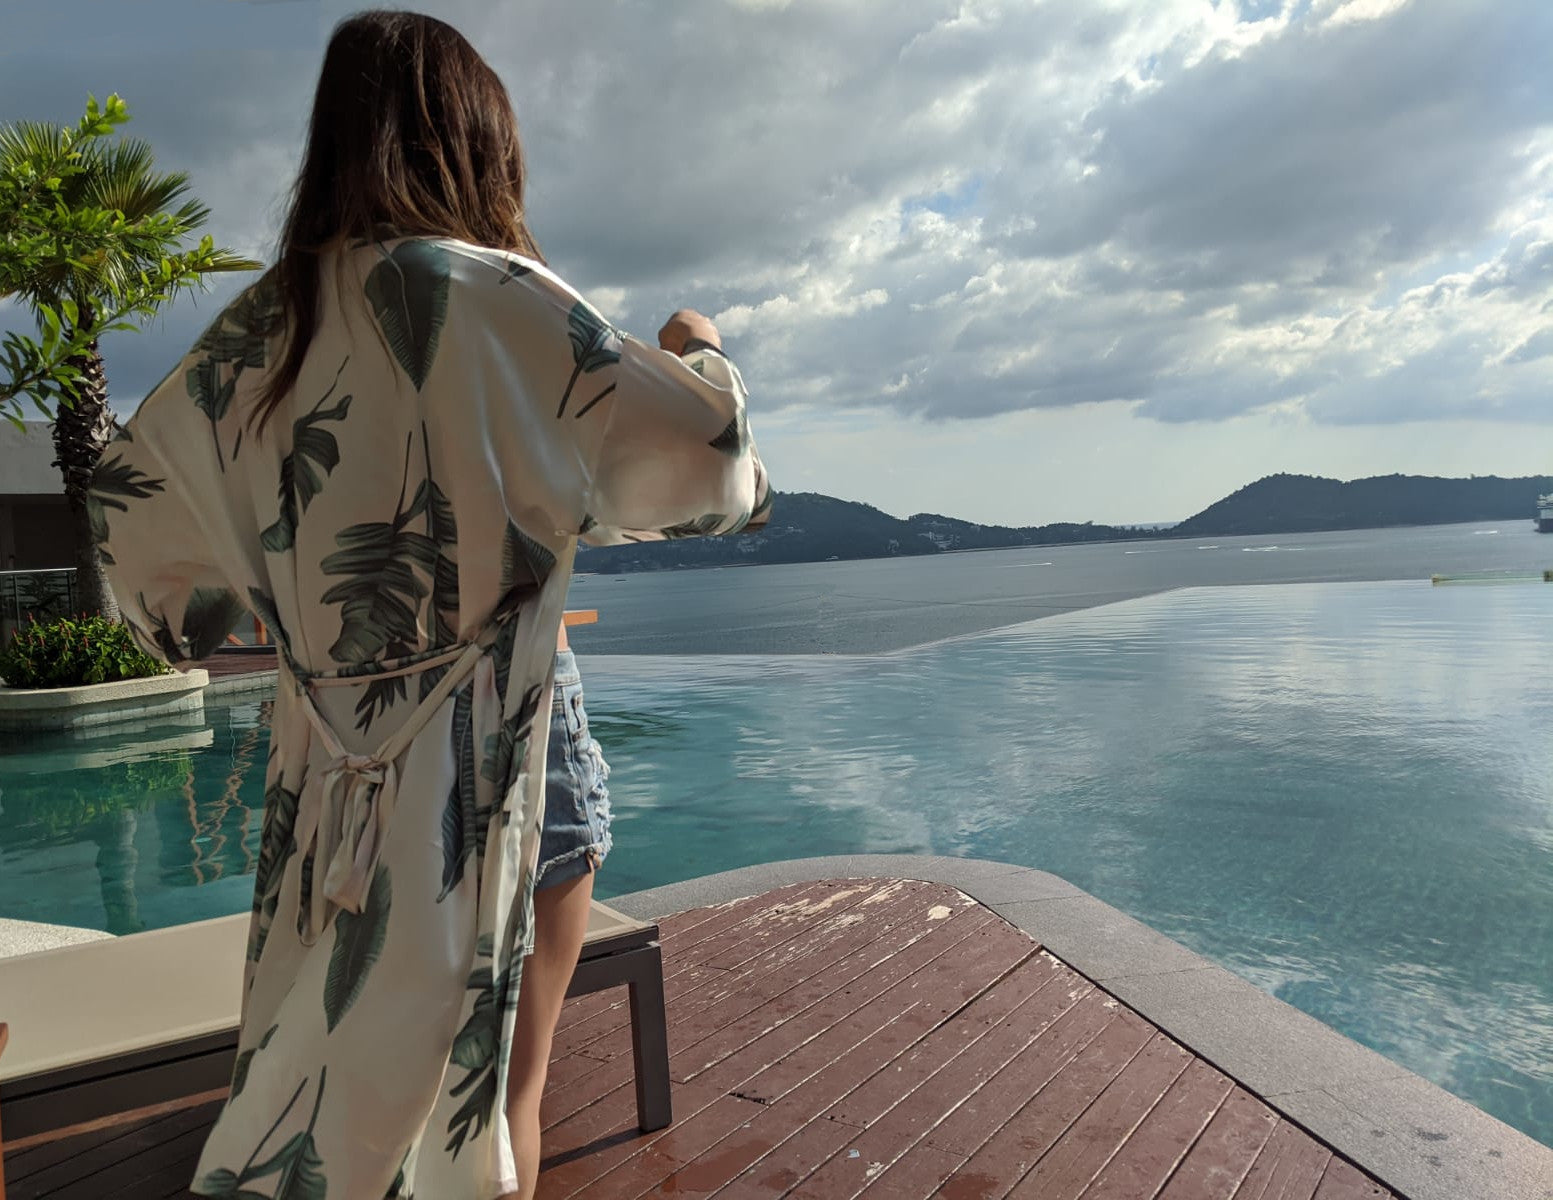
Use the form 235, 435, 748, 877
2, 96, 260, 423
0, 122, 69, 171
72, 138, 191, 216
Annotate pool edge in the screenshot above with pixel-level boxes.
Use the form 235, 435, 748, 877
204, 670, 279, 699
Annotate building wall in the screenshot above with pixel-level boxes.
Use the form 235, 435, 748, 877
0, 423, 76, 571
0, 421, 62, 493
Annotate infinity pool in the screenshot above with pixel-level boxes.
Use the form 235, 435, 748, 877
1, 581, 1549, 1146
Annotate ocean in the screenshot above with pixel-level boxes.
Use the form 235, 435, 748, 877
1, 519, 1549, 1145
564, 519, 1548, 654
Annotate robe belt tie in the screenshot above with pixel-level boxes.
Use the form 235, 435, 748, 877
284, 625, 505, 945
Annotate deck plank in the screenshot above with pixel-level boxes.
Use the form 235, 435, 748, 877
1008, 1031, 1194, 1199
574, 1093, 768, 1200
545, 906, 1030, 1197
6, 1100, 221, 1200
1233, 1118, 1335, 1200
670, 890, 987, 1082
863, 1008, 1153, 1198
709, 1119, 862, 1199
542, 884, 971, 1135
5, 1107, 167, 1186
786, 957, 1086, 1199
542, 883, 983, 1133
550, 882, 825, 1037
3, 878, 1402, 1200
550, 878, 918, 1064
689, 911, 1009, 1090
79, 1121, 214, 1200
657, 927, 1033, 1197
848, 1135, 1001, 1200
821, 950, 1074, 1128
1078, 1057, 1237, 1199
913, 981, 1113, 1157
1157, 1086, 1284, 1199
193, 649, 276, 678
1310, 1156, 1393, 1199
553, 880, 849, 1030
544, 884, 867, 1104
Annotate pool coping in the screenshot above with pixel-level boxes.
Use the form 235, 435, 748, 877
0, 918, 114, 959
205, 669, 278, 699
610, 854, 1553, 1200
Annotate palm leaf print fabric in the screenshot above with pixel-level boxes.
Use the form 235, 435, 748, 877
93, 236, 770, 1199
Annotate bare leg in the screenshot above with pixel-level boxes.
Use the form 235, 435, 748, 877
500, 869, 594, 1200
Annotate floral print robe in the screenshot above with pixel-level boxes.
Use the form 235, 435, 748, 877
91, 237, 770, 1199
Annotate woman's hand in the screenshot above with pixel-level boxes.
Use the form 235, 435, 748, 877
657, 309, 721, 356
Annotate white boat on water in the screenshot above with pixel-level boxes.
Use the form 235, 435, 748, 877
1538, 493, 1553, 533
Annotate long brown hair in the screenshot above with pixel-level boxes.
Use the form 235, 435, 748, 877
252, 9, 542, 431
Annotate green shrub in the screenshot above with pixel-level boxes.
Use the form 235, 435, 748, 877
0, 614, 168, 688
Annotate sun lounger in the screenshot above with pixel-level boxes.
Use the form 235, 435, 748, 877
0, 898, 669, 1196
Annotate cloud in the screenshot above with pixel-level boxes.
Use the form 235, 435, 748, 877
483, 0, 1553, 429
2, 0, 1549, 440
1004, 5, 1551, 280
1507, 327, 1553, 366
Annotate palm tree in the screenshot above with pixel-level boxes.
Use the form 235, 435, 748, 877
0, 99, 257, 617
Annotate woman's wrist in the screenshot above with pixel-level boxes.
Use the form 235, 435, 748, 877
680, 335, 724, 357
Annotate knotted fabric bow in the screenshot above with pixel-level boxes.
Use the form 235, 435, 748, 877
286, 633, 495, 945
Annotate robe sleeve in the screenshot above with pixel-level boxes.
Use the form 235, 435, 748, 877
578, 334, 772, 547
90, 420, 246, 668
477, 254, 772, 546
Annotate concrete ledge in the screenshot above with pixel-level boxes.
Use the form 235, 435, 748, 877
0, 918, 113, 959
611, 855, 1553, 1200
0, 669, 207, 732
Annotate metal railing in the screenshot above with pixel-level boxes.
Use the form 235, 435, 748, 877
1, 567, 79, 644
0, 567, 270, 648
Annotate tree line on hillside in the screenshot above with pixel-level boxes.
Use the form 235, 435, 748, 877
576, 473, 1553, 574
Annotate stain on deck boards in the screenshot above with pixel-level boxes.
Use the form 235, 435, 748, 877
3, 878, 1399, 1199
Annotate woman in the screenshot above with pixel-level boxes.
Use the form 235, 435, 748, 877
91, 11, 769, 1199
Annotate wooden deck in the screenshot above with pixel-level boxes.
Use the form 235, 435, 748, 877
195, 647, 277, 679
4, 878, 1398, 1199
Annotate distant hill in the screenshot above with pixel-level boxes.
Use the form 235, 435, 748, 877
575, 474, 1551, 574
575, 491, 1159, 573
1174, 473, 1553, 537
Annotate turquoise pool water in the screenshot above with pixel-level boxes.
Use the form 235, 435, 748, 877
1, 581, 1549, 1147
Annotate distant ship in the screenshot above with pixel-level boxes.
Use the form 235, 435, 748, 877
1539, 493, 1553, 533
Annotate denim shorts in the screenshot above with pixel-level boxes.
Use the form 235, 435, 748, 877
536, 649, 612, 891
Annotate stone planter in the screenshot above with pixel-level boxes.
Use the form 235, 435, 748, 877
0, 669, 209, 733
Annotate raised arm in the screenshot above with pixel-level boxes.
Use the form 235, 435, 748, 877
467, 247, 772, 548
581, 322, 771, 546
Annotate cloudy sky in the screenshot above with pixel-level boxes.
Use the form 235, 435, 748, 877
3, 0, 1550, 524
